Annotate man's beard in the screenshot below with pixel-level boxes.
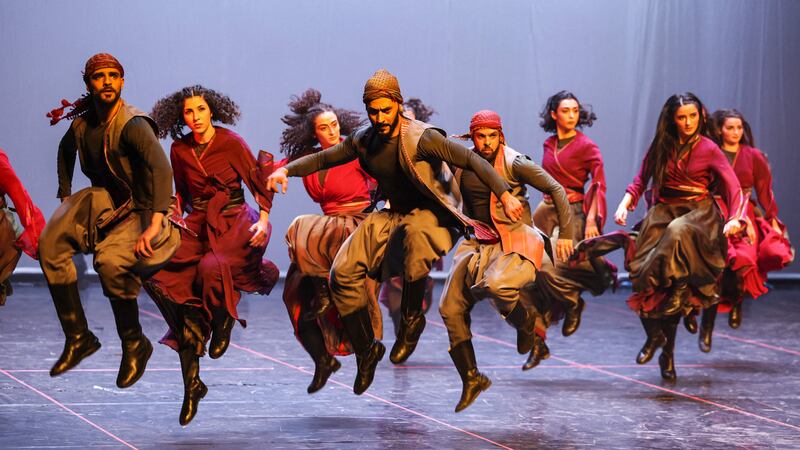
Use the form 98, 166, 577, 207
93, 88, 121, 105
373, 112, 400, 139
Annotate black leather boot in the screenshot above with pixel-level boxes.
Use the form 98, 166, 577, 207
298, 321, 341, 394
561, 297, 585, 337
110, 298, 152, 388
208, 309, 235, 359
699, 304, 717, 353
659, 315, 679, 381
522, 332, 550, 371
728, 302, 742, 329
636, 317, 667, 364
662, 281, 689, 316
178, 346, 207, 426
390, 278, 427, 364
683, 312, 698, 334
449, 340, 491, 412
340, 307, 385, 395
505, 302, 537, 354
49, 282, 101, 376
303, 276, 333, 320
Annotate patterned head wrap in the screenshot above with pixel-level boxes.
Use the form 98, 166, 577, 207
362, 69, 403, 104
82, 53, 124, 83
469, 109, 505, 144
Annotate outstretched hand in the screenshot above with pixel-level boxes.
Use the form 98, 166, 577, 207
500, 192, 523, 222
267, 167, 289, 194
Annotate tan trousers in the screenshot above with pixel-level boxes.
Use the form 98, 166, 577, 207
330, 207, 458, 317
39, 187, 179, 299
439, 239, 538, 348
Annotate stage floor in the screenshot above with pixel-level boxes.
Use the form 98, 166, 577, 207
1, 281, 798, 449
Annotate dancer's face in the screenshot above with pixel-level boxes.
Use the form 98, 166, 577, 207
366, 98, 401, 138
550, 98, 579, 133
721, 117, 744, 147
314, 111, 341, 149
86, 68, 124, 105
472, 128, 501, 160
183, 96, 213, 137
674, 104, 700, 141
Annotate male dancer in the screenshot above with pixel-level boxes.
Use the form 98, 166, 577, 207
268, 70, 522, 395
41, 53, 179, 387
439, 110, 574, 411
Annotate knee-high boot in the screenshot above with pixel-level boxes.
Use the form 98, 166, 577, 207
699, 304, 718, 353
110, 298, 153, 388
208, 307, 235, 359
636, 317, 667, 364
179, 307, 207, 426
298, 320, 341, 394
449, 340, 491, 412
390, 278, 427, 364
49, 282, 101, 376
340, 307, 385, 395
659, 315, 679, 381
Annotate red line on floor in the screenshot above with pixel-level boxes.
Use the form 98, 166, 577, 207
0, 368, 138, 449
5, 367, 274, 373
591, 301, 800, 356
428, 321, 800, 433
230, 343, 513, 450
391, 363, 749, 370
140, 308, 513, 449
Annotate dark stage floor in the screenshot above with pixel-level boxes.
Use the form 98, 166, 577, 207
1, 281, 798, 449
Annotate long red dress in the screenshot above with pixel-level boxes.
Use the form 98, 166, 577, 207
148, 128, 279, 349
0, 149, 45, 303
282, 151, 383, 355
717, 145, 793, 309
531, 132, 616, 329
575, 136, 745, 316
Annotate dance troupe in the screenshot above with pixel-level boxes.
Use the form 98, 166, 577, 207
0, 53, 794, 425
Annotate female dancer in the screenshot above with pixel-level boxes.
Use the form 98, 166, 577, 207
145, 86, 279, 425
696, 109, 794, 351
580, 93, 744, 380
279, 89, 383, 393
0, 149, 45, 305
525, 91, 616, 370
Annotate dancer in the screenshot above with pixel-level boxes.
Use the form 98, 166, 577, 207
379, 97, 440, 334
439, 110, 573, 411
143, 85, 278, 425
268, 69, 522, 395
695, 109, 794, 352
41, 53, 180, 388
278, 88, 383, 394
524, 91, 616, 370
577, 92, 744, 380
0, 149, 45, 305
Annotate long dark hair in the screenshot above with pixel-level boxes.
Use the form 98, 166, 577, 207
280, 88, 364, 160
539, 90, 596, 132
708, 109, 755, 148
151, 85, 240, 140
641, 92, 707, 189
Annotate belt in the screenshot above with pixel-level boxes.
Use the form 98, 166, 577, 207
192, 188, 245, 212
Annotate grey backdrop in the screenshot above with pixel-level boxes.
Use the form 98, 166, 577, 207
1, 0, 798, 274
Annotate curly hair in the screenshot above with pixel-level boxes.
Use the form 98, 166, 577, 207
150, 85, 240, 140
539, 90, 596, 133
280, 88, 364, 160
403, 98, 436, 122
708, 109, 755, 148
